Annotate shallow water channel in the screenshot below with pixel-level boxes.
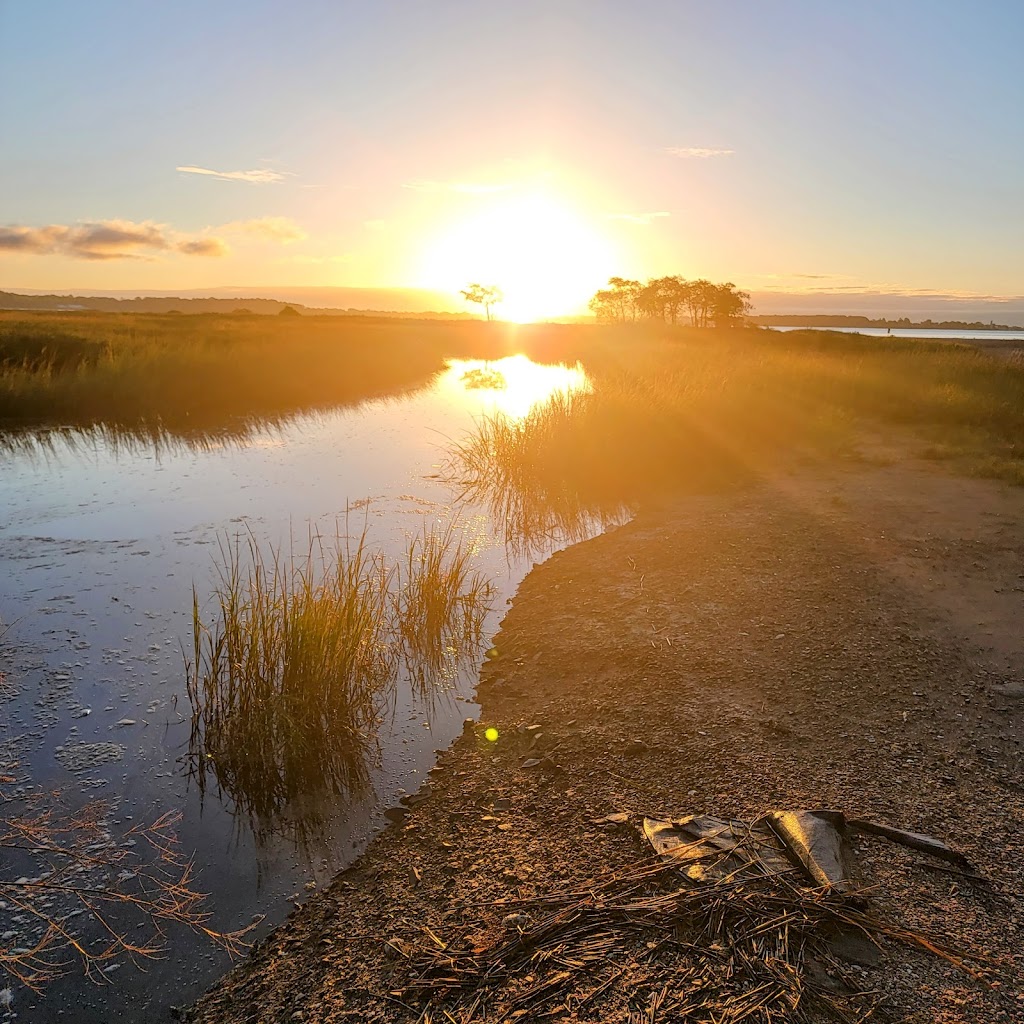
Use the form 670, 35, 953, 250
0, 355, 595, 1022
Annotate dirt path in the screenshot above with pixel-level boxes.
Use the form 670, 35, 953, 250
188, 446, 1024, 1023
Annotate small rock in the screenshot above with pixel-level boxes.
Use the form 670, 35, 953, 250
623, 739, 649, 756
592, 812, 630, 827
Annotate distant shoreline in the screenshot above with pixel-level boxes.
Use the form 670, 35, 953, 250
2, 290, 1022, 330
752, 314, 1024, 331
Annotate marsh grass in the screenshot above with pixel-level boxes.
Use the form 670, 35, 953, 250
187, 529, 393, 833
449, 328, 1024, 534
394, 523, 495, 692
0, 311, 596, 444
187, 521, 494, 838
0, 315, 446, 445
448, 392, 632, 558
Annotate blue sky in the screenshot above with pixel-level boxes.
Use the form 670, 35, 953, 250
2, 0, 1022, 315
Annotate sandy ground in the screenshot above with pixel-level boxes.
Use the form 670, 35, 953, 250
188, 442, 1024, 1023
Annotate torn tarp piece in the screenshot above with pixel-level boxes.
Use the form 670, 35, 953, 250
642, 814, 796, 883
645, 808, 972, 893
847, 818, 973, 869
765, 809, 857, 892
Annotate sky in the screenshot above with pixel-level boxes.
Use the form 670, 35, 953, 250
2, 0, 1023, 319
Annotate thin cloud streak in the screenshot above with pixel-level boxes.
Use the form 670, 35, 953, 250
666, 147, 734, 158
0, 220, 228, 260
176, 165, 289, 184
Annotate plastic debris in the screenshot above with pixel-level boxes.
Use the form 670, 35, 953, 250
848, 818, 973, 869
644, 808, 970, 893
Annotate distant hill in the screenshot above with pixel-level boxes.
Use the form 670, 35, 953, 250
0, 287, 475, 318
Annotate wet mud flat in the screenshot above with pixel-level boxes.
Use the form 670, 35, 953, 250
190, 450, 1024, 1023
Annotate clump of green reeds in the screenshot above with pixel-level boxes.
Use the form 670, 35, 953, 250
394, 522, 495, 691
187, 529, 394, 827
187, 521, 494, 835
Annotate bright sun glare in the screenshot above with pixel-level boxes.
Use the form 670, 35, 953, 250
443, 354, 589, 419
420, 193, 617, 322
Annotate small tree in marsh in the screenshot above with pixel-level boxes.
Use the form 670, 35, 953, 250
461, 284, 503, 321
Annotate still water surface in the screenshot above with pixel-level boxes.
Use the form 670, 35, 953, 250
0, 355, 594, 1021
768, 325, 1024, 342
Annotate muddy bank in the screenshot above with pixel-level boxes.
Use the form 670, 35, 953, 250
189, 448, 1024, 1023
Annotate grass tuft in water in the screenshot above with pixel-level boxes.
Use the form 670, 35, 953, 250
187, 528, 394, 831
187, 521, 494, 838
394, 522, 495, 692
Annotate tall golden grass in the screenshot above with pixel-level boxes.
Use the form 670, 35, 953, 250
0, 311, 597, 444
449, 328, 1024, 531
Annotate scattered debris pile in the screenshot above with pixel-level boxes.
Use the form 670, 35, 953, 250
393, 809, 998, 1023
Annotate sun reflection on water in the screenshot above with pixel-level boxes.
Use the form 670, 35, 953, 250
440, 353, 590, 420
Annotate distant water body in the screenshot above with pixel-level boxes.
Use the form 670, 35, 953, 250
767, 325, 1024, 342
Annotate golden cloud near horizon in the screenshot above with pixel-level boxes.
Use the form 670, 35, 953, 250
0, 216, 307, 261
0, 220, 227, 261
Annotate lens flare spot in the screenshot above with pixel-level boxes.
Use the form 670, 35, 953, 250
484, 727, 499, 743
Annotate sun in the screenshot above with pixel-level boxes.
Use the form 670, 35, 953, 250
418, 192, 618, 322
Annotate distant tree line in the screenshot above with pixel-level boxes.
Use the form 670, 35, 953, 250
589, 276, 751, 327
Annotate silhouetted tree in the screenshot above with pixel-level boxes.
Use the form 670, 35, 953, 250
461, 284, 502, 321
588, 277, 642, 323
638, 276, 690, 325
590, 276, 753, 327
709, 282, 752, 326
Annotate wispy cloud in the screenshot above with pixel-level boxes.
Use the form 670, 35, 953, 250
402, 179, 511, 195
176, 237, 229, 256
607, 211, 670, 225
176, 165, 289, 184
220, 216, 307, 243
754, 277, 1020, 301
0, 220, 228, 260
666, 147, 734, 159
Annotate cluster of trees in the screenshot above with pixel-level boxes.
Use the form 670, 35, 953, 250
589, 276, 752, 327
